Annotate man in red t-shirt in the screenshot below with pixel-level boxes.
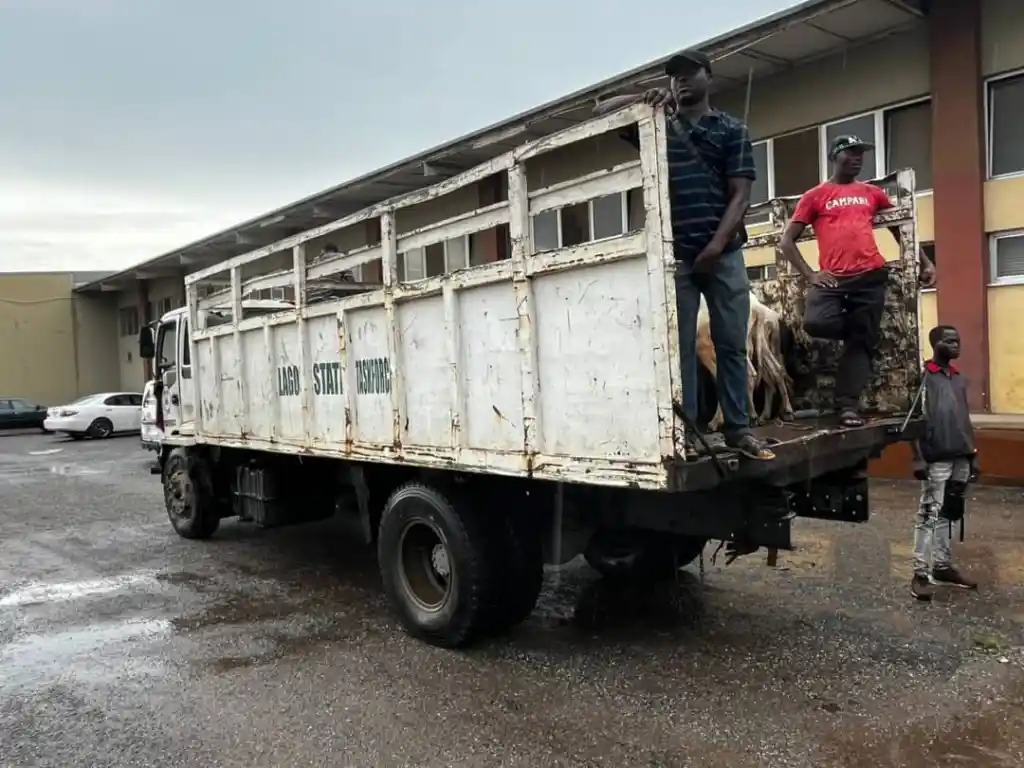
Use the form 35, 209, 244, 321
780, 135, 935, 427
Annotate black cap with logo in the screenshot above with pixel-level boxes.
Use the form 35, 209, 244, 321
829, 135, 875, 159
664, 50, 712, 77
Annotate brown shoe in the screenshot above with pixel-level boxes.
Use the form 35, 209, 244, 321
911, 574, 934, 601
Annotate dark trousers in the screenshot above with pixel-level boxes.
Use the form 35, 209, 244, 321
675, 249, 751, 439
803, 267, 888, 411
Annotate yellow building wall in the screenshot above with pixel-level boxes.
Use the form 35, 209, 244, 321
72, 293, 121, 396
984, 175, 1024, 413
0, 274, 81, 406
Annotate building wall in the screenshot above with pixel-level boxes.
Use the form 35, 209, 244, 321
0, 273, 116, 406
116, 287, 144, 392
981, 0, 1024, 413
72, 292, 121, 397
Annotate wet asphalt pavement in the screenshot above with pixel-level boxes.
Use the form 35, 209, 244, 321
1, 433, 1023, 767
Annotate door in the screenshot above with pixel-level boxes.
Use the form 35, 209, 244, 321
0, 399, 14, 429
157, 317, 180, 432
11, 399, 43, 428
128, 393, 143, 430
177, 315, 195, 427
102, 394, 135, 432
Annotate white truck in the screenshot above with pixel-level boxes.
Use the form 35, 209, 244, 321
139, 104, 925, 648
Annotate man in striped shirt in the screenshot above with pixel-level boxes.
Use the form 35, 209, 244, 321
595, 51, 773, 460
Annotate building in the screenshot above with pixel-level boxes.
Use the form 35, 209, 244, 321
0, 271, 120, 406
7, 0, 1022, 474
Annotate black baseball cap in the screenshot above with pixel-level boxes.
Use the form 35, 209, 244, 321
829, 135, 874, 158
665, 50, 711, 77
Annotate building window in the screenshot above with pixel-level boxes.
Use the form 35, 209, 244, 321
988, 72, 1024, 178
398, 235, 470, 282
991, 231, 1024, 285
118, 306, 139, 337
746, 264, 777, 282
885, 100, 933, 191
531, 192, 629, 252
748, 141, 771, 222
822, 112, 879, 179
771, 128, 820, 198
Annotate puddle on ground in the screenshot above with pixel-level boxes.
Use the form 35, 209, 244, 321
0, 619, 170, 690
0, 573, 159, 608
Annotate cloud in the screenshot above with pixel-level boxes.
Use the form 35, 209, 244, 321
0, 0, 792, 272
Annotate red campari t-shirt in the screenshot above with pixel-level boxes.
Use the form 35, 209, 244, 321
791, 181, 893, 276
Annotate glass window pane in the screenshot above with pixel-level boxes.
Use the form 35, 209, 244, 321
773, 128, 820, 197
425, 243, 445, 277
994, 234, 1024, 280
885, 101, 933, 191
591, 194, 625, 240
825, 114, 877, 179
532, 211, 559, 252
990, 75, 1024, 177
560, 202, 590, 247
403, 248, 425, 281
445, 237, 468, 271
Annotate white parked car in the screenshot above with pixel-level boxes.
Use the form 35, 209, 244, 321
44, 392, 144, 440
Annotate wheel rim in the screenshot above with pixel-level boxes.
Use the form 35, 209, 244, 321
397, 519, 453, 612
95, 421, 111, 437
166, 465, 194, 522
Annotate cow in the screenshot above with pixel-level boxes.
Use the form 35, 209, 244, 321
695, 292, 795, 432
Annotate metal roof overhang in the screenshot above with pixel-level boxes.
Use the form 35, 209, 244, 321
76, 0, 926, 293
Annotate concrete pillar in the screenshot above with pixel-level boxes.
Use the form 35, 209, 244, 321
929, 0, 988, 410
136, 280, 153, 382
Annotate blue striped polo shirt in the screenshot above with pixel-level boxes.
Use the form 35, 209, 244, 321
666, 109, 756, 260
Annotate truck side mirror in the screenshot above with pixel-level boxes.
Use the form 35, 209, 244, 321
139, 326, 155, 359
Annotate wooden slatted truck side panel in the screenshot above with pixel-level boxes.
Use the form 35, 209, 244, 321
183, 103, 685, 489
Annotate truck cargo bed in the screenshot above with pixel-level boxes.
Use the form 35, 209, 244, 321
164, 104, 923, 494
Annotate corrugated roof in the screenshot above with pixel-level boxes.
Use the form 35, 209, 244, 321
76, 0, 925, 293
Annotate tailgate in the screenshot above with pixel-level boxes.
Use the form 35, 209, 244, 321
676, 414, 923, 491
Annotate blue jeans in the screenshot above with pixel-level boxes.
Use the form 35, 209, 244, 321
674, 249, 751, 440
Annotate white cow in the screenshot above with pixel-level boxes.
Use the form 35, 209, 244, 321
695, 292, 795, 431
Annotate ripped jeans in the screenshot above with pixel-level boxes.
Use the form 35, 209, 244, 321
912, 458, 970, 577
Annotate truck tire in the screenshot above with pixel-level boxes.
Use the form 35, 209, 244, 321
162, 448, 220, 540
585, 532, 706, 581
487, 512, 544, 633
377, 482, 500, 649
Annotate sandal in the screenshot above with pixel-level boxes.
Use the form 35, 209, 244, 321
725, 434, 776, 461
839, 409, 865, 428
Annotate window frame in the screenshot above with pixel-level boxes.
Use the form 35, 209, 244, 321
816, 96, 932, 193
530, 191, 629, 251
399, 234, 472, 282
118, 306, 139, 337
989, 229, 1024, 287
985, 68, 1024, 181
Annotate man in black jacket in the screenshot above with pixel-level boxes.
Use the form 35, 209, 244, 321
910, 325, 980, 601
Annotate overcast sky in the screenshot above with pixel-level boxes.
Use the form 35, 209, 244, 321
0, 0, 789, 273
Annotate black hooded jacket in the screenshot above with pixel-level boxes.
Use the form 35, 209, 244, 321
918, 360, 975, 463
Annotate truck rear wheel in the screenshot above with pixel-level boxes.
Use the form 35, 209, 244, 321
377, 482, 500, 649
487, 512, 544, 633
585, 532, 706, 581
162, 448, 220, 540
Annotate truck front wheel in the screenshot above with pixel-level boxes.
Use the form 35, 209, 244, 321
163, 448, 220, 540
377, 482, 500, 649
